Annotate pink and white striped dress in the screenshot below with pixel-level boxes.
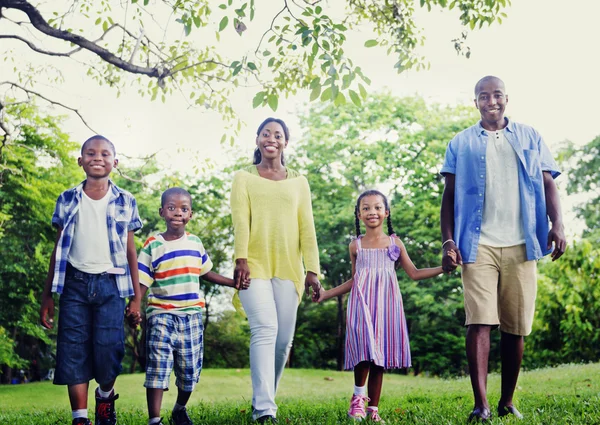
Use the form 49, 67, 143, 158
344, 236, 411, 370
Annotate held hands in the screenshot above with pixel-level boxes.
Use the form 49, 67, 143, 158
40, 292, 55, 329
314, 288, 330, 303
305, 271, 321, 302
547, 222, 567, 261
442, 241, 462, 273
126, 298, 142, 329
234, 259, 251, 290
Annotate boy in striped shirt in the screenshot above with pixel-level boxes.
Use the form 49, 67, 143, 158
137, 187, 247, 425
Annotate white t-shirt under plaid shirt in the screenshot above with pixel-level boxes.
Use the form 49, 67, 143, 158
51, 180, 143, 297
138, 232, 213, 318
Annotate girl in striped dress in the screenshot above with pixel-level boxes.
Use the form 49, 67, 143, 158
318, 190, 452, 422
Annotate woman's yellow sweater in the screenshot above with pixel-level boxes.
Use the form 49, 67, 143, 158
230, 166, 320, 302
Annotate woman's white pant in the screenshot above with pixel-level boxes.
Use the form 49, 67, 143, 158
238, 277, 299, 419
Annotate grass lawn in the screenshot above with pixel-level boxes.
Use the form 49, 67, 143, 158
0, 363, 598, 424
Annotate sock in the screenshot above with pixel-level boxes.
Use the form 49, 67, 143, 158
72, 409, 88, 419
353, 385, 366, 396
96, 386, 114, 398
367, 406, 379, 412
173, 402, 186, 413
148, 418, 162, 425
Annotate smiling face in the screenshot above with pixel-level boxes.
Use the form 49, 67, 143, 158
358, 194, 389, 230
474, 76, 509, 130
159, 193, 193, 236
78, 137, 117, 179
256, 120, 288, 163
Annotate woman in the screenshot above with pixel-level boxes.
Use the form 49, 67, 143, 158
231, 117, 321, 423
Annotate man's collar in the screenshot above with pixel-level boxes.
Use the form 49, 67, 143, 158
477, 117, 513, 135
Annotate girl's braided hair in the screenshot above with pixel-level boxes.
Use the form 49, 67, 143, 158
354, 190, 395, 238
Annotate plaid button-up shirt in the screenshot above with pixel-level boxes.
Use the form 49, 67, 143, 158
51, 180, 143, 297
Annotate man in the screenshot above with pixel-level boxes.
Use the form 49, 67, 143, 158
440, 76, 567, 422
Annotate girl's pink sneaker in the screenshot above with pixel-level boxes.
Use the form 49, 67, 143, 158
347, 394, 370, 420
367, 408, 386, 423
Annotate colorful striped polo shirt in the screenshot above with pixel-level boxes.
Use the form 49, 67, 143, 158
138, 232, 212, 318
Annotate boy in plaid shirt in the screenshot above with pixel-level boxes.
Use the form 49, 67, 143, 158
40, 136, 143, 425
137, 187, 248, 425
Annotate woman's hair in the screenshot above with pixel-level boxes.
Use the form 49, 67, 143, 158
253, 117, 290, 165
354, 190, 396, 238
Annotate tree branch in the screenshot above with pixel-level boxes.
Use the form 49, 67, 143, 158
0, 81, 96, 133
0, 34, 70, 56
1, 0, 167, 79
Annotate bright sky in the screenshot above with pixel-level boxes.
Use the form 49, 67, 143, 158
2, 0, 598, 237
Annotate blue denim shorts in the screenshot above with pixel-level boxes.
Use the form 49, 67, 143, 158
54, 264, 126, 386
144, 313, 204, 391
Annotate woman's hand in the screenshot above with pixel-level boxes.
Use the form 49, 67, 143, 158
234, 258, 251, 290
305, 271, 321, 300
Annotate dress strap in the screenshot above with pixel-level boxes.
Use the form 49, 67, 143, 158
356, 235, 362, 249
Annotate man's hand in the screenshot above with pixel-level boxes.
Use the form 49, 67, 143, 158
442, 241, 462, 273
547, 222, 567, 261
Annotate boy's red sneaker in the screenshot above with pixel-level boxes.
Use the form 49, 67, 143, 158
95, 390, 119, 425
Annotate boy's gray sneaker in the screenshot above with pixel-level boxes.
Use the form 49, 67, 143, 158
170, 407, 193, 425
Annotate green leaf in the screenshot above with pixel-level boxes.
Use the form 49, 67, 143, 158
315, 5, 322, 14
358, 84, 367, 99
95, 17, 102, 25
219, 4, 227, 9
320, 87, 332, 101
364, 39, 378, 48
309, 86, 321, 102
349, 90, 361, 107
309, 77, 320, 90
219, 16, 229, 32
334, 92, 346, 106
247, 62, 257, 71
193, 15, 201, 28
220, 134, 227, 144
252, 91, 265, 108
102, 21, 108, 32
267, 94, 278, 111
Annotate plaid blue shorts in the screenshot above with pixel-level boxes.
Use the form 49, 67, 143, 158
144, 312, 203, 391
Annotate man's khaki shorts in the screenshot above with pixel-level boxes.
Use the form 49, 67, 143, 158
461, 244, 537, 336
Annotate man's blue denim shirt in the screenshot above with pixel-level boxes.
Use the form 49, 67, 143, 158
441, 119, 560, 263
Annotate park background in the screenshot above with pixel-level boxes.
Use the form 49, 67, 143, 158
0, 0, 599, 423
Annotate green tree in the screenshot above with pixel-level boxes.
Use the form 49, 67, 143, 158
527, 240, 600, 369
0, 0, 508, 128
525, 135, 600, 369
291, 92, 479, 375
0, 102, 81, 381
558, 136, 600, 243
